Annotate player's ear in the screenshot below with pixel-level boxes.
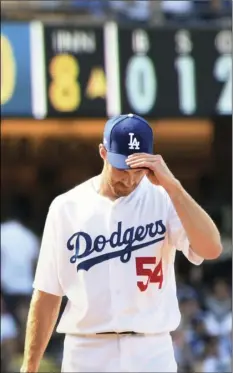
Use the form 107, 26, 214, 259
99, 144, 107, 161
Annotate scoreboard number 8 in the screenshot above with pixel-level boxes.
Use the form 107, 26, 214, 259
49, 54, 81, 112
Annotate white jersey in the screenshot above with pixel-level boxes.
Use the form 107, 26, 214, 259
33, 176, 203, 335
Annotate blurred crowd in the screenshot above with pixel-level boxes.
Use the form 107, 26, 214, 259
1, 0, 232, 24
1, 0, 232, 372
1, 194, 232, 373
173, 268, 231, 372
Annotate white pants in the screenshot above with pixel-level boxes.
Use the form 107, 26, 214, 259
62, 333, 177, 372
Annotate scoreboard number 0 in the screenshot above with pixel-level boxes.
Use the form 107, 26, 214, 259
125, 55, 157, 115
49, 54, 81, 112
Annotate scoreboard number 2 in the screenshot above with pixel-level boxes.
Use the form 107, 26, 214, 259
214, 55, 232, 115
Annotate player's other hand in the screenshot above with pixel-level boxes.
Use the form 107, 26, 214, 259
126, 153, 180, 194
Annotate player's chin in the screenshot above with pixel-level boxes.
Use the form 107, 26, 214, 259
114, 186, 135, 197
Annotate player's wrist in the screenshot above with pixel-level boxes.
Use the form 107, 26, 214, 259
164, 179, 183, 199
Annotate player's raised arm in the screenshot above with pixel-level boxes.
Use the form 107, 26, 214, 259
126, 153, 222, 260
165, 180, 222, 260
21, 290, 62, 373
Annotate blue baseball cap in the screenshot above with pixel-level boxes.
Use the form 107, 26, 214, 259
103, 113, 153, 170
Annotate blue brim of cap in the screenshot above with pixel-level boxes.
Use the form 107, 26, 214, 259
107, 152, 130, 170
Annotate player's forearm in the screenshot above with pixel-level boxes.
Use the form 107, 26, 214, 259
21, 290, 62, 373
168, 181, 222, 259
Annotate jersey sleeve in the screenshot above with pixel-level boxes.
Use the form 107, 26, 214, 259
167, 197, 204, 266
33, 201, 65, 296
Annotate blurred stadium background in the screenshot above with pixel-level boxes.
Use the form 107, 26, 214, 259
1, 1, 232, 372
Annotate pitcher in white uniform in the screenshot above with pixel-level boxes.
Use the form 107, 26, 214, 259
21, 114, 222, 373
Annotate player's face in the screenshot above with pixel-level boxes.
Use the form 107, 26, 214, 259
99, 145, 147, 197
106, 163, 146, 197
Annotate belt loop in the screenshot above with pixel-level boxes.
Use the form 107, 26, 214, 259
96, 331, 142, 336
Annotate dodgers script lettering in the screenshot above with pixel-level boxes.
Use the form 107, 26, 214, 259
67, 220, 166, 272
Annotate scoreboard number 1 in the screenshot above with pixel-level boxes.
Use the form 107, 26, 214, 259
175, 56, 196, 115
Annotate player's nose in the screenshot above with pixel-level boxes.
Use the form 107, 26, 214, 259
124, 174, 135, 187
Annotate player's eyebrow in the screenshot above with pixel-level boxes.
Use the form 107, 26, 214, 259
125, 168, 146, 173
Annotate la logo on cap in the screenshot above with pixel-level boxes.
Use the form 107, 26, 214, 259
128, 133, 140, 150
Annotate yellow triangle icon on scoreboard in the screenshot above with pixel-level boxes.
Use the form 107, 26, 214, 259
86, 67, 106, 99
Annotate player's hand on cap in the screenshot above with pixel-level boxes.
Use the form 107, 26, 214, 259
126, 153, 179, 193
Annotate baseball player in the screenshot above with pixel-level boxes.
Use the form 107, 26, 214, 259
21, 114, 222, 372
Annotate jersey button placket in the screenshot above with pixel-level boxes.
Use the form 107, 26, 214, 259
109, 204, 122, 326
